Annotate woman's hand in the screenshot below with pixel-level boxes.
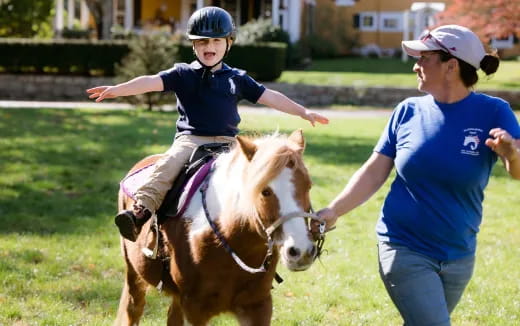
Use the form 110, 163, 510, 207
485, 128, 519, 162
311, 207, 339, 234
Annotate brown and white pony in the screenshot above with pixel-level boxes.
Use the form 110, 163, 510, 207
115, 129, 320, 326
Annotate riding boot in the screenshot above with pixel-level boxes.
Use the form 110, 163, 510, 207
114, 207, 152, 242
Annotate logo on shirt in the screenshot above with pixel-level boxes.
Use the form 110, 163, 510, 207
461, 128, 483, 156
228, 77, 236, 95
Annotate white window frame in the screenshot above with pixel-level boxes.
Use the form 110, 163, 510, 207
359, 12, 377, 31
335, 0, 356, 6
379, 12, 403, 32
491, 35, 514, 49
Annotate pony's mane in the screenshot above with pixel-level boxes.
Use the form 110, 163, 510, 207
221, 133, 308, 233
247, 133, 306, 197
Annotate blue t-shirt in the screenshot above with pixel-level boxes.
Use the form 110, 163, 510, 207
374, 92, 520, 261
159, 61, 266, 137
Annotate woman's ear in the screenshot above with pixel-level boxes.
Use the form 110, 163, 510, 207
447, 57, 458, 73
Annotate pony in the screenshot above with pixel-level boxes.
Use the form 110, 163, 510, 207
114, 129, 322, 325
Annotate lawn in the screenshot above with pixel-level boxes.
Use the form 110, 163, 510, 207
1, 108, 519, 325
278, 57, 520, 91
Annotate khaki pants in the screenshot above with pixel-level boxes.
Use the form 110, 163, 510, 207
134, 134, 235, 212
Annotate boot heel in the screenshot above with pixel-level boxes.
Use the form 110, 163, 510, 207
115, 210, 138, 242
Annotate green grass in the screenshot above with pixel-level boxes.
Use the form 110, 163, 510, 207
1, 108, 519, 325
278, 57, 520, 91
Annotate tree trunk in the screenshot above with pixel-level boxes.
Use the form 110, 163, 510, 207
84, 0, 114, 40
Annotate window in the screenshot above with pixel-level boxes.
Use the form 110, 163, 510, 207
491, 35, 514, 49
379, 12, 402, 32
359, 12, 377, 31
335, 0, 355, 6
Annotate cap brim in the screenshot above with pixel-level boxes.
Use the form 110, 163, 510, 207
401, 39, 441, 57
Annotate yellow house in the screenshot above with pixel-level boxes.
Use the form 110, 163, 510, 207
310, 0, 449, 56
125, 0, 315, 42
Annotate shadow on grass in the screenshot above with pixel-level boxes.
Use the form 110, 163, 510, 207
0, 109, 175, 235
2, 110, 510, 236
241, 126, 377, 165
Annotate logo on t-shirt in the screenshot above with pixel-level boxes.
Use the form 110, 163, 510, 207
461, 128, 483, 156
228, 77, 236, 95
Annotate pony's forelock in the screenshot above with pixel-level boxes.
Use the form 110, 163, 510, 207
219, 132, 307, 234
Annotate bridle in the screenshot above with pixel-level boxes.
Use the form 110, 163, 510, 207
199, 163, 328, 276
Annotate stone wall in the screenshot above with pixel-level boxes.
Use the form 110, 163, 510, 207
1, 74, 519, 108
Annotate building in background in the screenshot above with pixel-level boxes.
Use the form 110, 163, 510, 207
54, 0, 316, 43
55, 0, 519, 57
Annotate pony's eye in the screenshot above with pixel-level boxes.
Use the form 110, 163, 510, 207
261, 188, 272, 196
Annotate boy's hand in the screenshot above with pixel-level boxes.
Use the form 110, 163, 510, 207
303, 109, 329, 126
86, 86, 119, 102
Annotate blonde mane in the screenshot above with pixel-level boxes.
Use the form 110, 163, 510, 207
218, 133, 308, 234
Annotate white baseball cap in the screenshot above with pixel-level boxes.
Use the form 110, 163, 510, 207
402, 25, 486, 70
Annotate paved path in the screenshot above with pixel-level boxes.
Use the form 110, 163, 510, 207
0, 100, 392, 118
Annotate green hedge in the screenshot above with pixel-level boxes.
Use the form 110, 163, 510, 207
0, 38, 129, 75
0, 38, 287, 81
176, 42, 286, 81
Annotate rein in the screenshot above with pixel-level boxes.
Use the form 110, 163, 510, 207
199, 163, 328, 276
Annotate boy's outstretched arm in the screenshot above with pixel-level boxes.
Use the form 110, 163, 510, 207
257, 89, 329, 126
86, 75, 164, 102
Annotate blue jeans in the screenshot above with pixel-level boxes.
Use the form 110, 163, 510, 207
378, 241, 475, 326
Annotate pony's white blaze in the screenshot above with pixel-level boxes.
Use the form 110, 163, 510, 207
270, 167, 315, 270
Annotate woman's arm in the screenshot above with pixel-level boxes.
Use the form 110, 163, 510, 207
318, 152, 394, 230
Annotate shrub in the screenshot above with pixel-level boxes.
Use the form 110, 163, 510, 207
0, 38, 129, 75
235, 18, 303, 68
235, 18, 290, 45
115, 33, 178, 110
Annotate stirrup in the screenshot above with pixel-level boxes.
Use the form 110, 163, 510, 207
142, 213, 159, 259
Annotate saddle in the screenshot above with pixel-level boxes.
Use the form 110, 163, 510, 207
155, 142, 230, 224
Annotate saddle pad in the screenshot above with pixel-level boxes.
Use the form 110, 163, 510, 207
120, 164, 156, 200
120, 159, 215, 217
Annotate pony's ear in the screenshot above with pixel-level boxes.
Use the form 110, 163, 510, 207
288, 129, 305, 153
236, 135, 257, 161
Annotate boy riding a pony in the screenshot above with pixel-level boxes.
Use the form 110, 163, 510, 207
87, 6, 329, 242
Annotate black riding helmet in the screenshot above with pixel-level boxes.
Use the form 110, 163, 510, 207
186, 6, 236, 40
187, 7, 235, 82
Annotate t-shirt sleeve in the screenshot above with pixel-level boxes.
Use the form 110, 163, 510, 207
494, 100, 520, 139
238, 73, 266, 104
158, 64, 183, 93
374, 103, 404, 158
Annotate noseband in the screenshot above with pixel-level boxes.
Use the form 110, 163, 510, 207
199, 164, 327, 275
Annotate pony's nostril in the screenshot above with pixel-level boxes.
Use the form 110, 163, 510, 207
288, 247, 300, 258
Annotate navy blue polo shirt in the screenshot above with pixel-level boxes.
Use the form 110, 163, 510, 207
159, 61, 266, 137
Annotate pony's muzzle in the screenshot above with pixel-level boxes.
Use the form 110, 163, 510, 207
283, 242, 317, 271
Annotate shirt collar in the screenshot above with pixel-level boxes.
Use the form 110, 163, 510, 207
189, 61, 231, 74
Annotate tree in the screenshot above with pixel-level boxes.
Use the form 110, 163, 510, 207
84, 0, 114, 39
436, 0, 520, 42
0, 0, 54, 38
